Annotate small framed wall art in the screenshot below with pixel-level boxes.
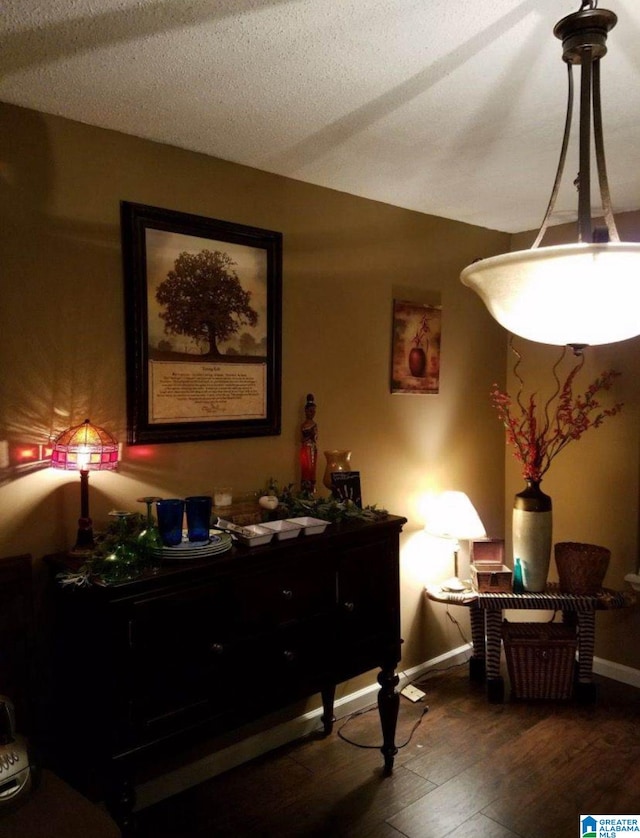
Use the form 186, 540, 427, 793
390, 299, 441, 394
330, 471, 362, 507
121, 202, 282, 444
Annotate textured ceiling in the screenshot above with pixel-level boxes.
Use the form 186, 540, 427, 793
2, 0, 639, 234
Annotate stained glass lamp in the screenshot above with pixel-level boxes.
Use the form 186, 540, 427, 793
51, 418, 119, 552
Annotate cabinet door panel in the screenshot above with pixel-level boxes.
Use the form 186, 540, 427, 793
129, 581, 237, 735
337, 538, 400, 654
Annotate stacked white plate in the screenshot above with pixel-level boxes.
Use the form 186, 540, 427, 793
153, 532, 233, 560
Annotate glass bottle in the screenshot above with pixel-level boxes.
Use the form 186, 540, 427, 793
100, 511, 141, 584
137, 496, 164, 574
513, 557, 525, 593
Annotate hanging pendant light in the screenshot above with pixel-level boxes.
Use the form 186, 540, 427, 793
461, 1, 640, 349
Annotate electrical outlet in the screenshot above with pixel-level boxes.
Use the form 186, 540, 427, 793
400, 684, 426, 703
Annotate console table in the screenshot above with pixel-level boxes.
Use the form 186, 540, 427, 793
45, 514, 406, 835
426, 583, 634, 703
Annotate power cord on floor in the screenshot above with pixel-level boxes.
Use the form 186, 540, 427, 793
445, 604, 471, 646
414, 657, 470, 679
335, 655, 472, 752
336, 702, 429, 751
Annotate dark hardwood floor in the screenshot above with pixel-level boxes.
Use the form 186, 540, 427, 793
136, 663, 640, 838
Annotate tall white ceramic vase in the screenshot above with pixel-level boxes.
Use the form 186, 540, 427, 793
512, 479, 552, 592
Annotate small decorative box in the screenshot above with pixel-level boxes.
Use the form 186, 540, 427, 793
470, 563, 513, 593
470, 538, 511, 592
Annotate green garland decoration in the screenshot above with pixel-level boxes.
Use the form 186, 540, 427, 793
57, 512, 147, 588
259, 478, 387, 523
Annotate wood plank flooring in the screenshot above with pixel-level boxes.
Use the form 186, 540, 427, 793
136, 664, 640, 837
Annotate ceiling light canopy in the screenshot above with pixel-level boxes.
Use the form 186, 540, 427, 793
461, 1, 640, 348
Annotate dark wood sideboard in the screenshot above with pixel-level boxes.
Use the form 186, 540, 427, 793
44, 514, 406, 834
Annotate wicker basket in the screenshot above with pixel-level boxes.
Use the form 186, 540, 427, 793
503, 621, 577, 700
554, 541, 610, 595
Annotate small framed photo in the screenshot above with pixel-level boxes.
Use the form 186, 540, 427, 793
121, 202, 282, 444
390, 299, 441, 394
330, 471, 362, 507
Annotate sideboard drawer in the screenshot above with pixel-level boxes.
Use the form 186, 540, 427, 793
240, 616, 334, 704
236, 552, 335, 632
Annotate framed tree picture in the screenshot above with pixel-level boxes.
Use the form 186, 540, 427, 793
121, 202, 282, 444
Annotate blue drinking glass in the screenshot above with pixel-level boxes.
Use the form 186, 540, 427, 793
185, 495, 212, 542
156, 499, 185, 547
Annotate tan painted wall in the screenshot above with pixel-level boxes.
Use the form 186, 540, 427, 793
0, 102, 509, 688
508, 213, 640, 669
2, 99, 638, 698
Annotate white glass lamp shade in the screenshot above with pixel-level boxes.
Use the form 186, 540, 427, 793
424, 491, 486, 541
461, 242, 640, 347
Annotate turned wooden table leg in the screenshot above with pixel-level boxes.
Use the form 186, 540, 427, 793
377, 665, 399, 774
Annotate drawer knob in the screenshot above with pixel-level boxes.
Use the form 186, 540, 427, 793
210, 643, 225, 654
282, 589, 293, 600
343, 601, 355, 612
283, 650, 296, 662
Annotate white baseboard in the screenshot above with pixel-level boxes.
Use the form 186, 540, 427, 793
135, 644, 638, 812
135, 643, 472, 811
593, 656, 640, 688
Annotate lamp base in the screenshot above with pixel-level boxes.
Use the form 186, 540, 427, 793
441, 577, 471, 593
68, 547, 94, 561
73, 516, 95, 554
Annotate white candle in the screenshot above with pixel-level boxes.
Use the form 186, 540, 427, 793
214, 488, 232, 507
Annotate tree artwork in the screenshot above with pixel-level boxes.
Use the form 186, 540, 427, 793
155, 249, 259, 358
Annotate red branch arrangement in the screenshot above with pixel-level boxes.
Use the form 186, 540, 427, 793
491, 344, 623, 483
412, 311, 432, 347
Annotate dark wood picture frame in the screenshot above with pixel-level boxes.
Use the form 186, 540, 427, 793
121, 202, 282, 445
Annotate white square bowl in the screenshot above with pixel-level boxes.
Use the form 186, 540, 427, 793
261, 520, 303, 540
286, 516, 330, 535
233, 524, 274, 547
